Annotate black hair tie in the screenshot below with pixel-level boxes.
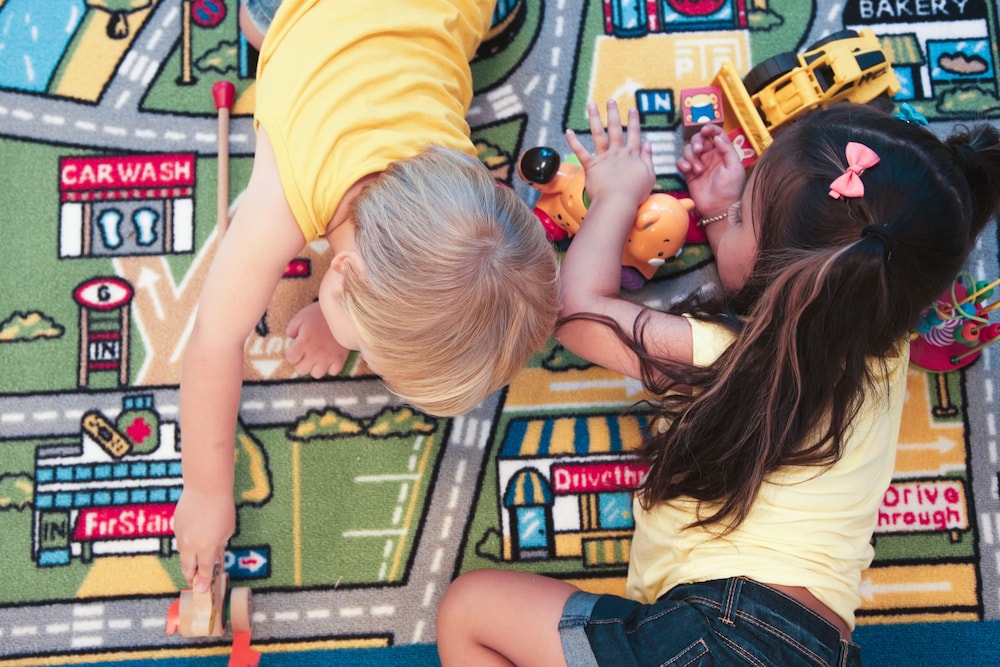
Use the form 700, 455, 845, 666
862, 224, 895, 262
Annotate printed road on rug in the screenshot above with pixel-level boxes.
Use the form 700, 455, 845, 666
1, 0, 999, 664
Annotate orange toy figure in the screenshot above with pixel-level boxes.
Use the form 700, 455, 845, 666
518, 146, 693, 290
166, 564, 260, 667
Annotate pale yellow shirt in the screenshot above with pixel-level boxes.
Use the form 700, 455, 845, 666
254, 0, 493, 241
627, 318, 908, 629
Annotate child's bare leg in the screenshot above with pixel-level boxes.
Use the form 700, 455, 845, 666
238, 2, 266, 50
436, 569, 579, 667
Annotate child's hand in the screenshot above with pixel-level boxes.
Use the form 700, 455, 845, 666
286, 302, 351, 378
173, 488, 235, 593
676, 124, 746, 218
565, 101, 655, 212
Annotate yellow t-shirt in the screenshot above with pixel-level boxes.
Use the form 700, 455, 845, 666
254, 0, 493, 241
627, 318, 908, 629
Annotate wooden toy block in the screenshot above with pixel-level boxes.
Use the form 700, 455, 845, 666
680, 85, 724, 138
167, 569, 258, 666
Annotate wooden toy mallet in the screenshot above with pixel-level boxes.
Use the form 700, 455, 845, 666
212, 81, 236, 233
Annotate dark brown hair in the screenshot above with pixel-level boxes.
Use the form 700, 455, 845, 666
597, 103, 1000, 532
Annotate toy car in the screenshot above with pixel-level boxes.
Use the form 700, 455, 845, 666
703, 29, 900, 161
746, 29, 900, 129
166, 568, 260, 667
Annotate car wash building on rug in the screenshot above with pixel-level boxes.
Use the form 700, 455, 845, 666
58, 153, 196, 258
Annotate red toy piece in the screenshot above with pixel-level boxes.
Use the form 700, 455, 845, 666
229, 630, 261, 667
518, 146, 693, 290
726, 126, 760, 169
212, 79, 236, 111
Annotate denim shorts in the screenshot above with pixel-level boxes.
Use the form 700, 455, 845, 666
558, 577, 862, 666
243, 0, 282, 35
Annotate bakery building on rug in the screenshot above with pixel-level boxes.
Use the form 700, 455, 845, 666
32, 394, 181, 566
495, 413, 652, 565
845, 0, 994, 102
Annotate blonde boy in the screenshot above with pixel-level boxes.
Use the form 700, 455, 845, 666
173, 0, 559, 593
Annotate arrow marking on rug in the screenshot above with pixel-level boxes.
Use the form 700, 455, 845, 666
135, 268, 164, 319
896, 437, 957, 454
550, 376, 645, 397
238, 551, 268, 573
859, 578, 952, 601
113, 227, 219, 384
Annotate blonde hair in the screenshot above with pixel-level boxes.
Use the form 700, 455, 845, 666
344, 145, 560, 416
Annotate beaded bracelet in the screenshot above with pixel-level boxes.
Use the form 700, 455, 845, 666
697, 211, 728, 228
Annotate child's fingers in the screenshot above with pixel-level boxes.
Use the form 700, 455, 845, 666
180, 549, 197, 585
193, 569, 213, 593
711, 131, 742, 169
679, 143, 703, 175
181, 551, 213, 592
677, 158, 698, 179
694, 124, 737, 161
685, 141, 704, 163
641, 141, 654, 171
699, 123, 727, 141
564, 129, 592, 169
605, 100, 624, 147
285, 308, 304, 336
687, 132, 707, 156
192, 555, 220, 593
586, 102, 609, 153
625, 107, 643, 150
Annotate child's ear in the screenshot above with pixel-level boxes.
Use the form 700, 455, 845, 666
328, 250, 366, 297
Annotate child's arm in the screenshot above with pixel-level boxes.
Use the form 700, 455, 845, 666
173, 128, 308, 592
557, 101, 695, 378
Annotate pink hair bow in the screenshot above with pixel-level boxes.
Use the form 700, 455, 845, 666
828, 142, 880, 199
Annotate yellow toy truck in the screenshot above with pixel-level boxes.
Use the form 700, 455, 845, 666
706, 29, 901, 161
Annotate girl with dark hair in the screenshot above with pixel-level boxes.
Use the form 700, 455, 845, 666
436, 100, 1000, 666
